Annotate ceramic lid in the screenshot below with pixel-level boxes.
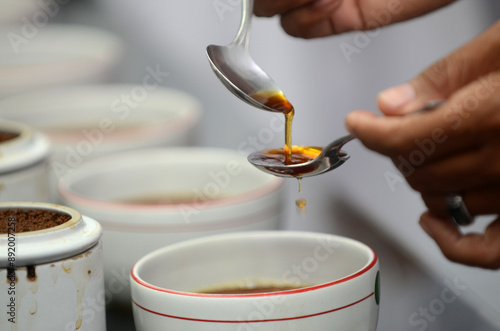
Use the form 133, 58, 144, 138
0, 202, 102, 267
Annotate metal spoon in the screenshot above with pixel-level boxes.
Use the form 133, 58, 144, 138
206, 0, 290, 113
247, 100, 446, 178
247, 134, 354, 178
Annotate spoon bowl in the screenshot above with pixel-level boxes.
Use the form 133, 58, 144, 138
247, 134, 355, 178
206, 0, 290, 113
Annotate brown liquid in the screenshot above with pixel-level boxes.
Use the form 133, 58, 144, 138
116, 192, 221, 205
250, 91, 294, 163
253, 146, 322, 175
250, 91, 318, 210
295, 198, 306, 208
0, 131, 20, 143
254, 146, 322, 210
199, 285, 304, 295
196, 279, 307, 295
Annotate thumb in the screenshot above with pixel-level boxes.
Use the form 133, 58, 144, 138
377, 21, 500, 116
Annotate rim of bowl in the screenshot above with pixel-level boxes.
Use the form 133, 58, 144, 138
0, 119, 50, 173
57, 148, 284, 212
131, 231, 378, 298
0, 24, 123, 91
0, 85, 202, 144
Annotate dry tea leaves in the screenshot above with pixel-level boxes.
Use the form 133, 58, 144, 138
0, 209, 71, 233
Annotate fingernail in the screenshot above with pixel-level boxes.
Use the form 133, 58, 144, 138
419, 219, 434, 238
314, 0, 334, 8
379, 83, 415, 109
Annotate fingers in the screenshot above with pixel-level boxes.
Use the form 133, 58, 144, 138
279, 0, 344, 38
378, 20, 500, 116
419, 212, 500, 269
421, 189, 500, 219
344, 102, 477, 160
403, 145, 500, 192
254, 0, 315, 17
346, 70, 500, 162
255, 0, 456, 38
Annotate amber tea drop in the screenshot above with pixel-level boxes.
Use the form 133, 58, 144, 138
295, 198, 307, 208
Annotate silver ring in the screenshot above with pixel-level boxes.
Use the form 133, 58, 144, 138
446, 194, 474, 226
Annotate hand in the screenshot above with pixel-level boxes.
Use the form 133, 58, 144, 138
254, 0, 455, 38
345, 21, 500, 269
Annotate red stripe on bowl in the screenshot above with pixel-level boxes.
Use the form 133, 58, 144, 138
132, 292, 374, 323
58, 175, 283, 212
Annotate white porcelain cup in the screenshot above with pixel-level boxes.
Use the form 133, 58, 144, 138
57, 147, 284, 306
0, 24, 123, 97
0, 202, 105, 331
131, 231, 380, 331
0, 85, 202, 202
0, 119, 51, 202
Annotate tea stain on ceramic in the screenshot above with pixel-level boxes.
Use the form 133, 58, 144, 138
27, 265, 37, 282
50, 265, 59, 284
62, 247, 98, 330
29, 299, 38, 315
62, 260, 73, 273
29, 283, 39, 294
6, 267, 17, 284
13, 267, 36, 331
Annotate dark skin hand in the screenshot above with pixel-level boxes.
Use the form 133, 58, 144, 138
346, 21, 500, 269
254, 0, 455, 38
255, 0, 500, 269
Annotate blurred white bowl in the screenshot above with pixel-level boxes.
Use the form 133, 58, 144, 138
0, 84, 203, 201
0, 0, 40, 25
0, 24, 123, 97
0, 119, 51, 202
57, 147, 285, 305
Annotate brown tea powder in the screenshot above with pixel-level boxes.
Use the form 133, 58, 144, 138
0, 131, 20, 143
0, 209, 71, 233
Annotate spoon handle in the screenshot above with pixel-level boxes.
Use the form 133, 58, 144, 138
322, 134, 356, 157
233, 0, 254, 49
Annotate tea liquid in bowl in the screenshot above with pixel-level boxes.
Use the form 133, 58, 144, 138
195, 278, 309, 295
0, 131, 20, 142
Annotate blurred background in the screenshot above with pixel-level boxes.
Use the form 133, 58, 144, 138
1, 0, 500, 330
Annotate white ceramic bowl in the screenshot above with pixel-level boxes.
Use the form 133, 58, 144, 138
0, 24, 123, 97
0, 119, 51, 202
131, 231, 380, 331
0, 0, 40, 25
0, 202, 105, 331
0, 85, 202, 201
57, 148, 284, 305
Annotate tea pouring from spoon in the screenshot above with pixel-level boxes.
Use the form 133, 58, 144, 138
247, 100, 446, 178
206, 0, 293, 114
